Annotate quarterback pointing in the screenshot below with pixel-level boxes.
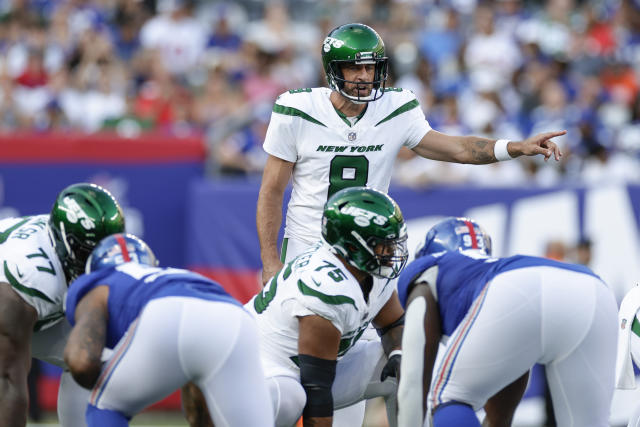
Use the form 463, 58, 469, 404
0, 183, 125, 426
246, 187, 407, 426
257, 22, 566, 284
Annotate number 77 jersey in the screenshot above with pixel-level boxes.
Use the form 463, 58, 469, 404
263, 87, 431, 246
244, 243, 396, 378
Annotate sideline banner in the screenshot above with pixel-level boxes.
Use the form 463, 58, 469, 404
186, 180, 640, 304
0, 132, 206, 268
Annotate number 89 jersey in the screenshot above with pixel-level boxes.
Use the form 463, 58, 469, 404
264, 87, 431, 245
245, 243, 396, 378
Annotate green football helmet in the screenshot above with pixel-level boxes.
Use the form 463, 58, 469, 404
48, 183, 125, 282
321, 23, 388, 103
322, 187, 408, 279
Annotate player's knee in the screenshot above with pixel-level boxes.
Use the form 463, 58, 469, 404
267, 377, 306, 427
433, 401, 479, 427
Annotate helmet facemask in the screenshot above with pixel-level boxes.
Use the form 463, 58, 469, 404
352, 225, 408, 279
327, 55, 389, 103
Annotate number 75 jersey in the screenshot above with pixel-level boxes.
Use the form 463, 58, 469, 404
263, 87, 431, 245
245, 243, 396, 377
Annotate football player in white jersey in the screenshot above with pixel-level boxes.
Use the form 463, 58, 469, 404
0, 183, 125, 427
246, 187, 407, 427
257, 22, 566, 284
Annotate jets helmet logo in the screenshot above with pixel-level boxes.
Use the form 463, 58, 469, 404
340, 205, 387, 227
60, 196, 96, 230
323, 37, 345, 52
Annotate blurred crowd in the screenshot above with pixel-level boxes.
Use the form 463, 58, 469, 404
1, 0, 640, 186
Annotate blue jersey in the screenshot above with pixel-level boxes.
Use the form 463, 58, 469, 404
397, 252, 599, 337
66, 263, 240, 348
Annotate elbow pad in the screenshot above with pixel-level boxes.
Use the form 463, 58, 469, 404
298, 354, 337, 418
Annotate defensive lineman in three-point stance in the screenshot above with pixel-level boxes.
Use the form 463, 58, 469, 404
396, 217, 618, 427
64, 234, 273, 426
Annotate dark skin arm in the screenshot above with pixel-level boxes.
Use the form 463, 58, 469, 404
408, 283, 527, 425
0, 284, 37, 427
372, 291, 405, 357
405, 283, 441, 418
63, 285, 108, 389
298, 314, 341, 427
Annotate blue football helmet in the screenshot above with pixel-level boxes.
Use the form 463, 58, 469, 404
415, 217, 492, 258
86, 233, 158, 273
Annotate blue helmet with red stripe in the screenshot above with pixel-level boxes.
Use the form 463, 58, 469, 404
415, 217, 492, 258
86, 233, 158, 273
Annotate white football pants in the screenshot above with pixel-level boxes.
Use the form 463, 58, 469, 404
432, 267, 617, 427
90, 297, 274, 426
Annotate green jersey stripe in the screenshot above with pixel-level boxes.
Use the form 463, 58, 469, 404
273, 104, 327, 127
297, 279, 356, 308
374, 99, 420, 127
0, 217, 30, 244
632, 316, 640, 338
4, 261, 55, 304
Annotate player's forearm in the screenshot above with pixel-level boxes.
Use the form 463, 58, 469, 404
256, 187, 284, 265
381, 324, 403, 355
461, 136, 499, 164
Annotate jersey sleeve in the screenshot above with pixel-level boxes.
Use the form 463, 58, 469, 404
283, 270, 359, 335
0, 258, 64, 326
262, 92, 298, 162
402, 91, 431, 149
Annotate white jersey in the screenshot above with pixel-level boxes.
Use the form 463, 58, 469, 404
245, 243, 396, 378
263, 87, 431, 245
0, 215, 70, 366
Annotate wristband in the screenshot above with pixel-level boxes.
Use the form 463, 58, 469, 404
389, 349, 403, 358
493, 139, 513, 161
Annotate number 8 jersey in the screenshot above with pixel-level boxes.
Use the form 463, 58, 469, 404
264, 87, 431, 246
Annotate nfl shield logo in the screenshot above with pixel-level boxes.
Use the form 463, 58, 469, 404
348, 132, 357, 141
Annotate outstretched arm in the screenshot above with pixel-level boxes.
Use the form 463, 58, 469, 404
0, 284, 38, 427
412, 129, 565, 164
256, 154, 294, 285
64, 285, 109, 390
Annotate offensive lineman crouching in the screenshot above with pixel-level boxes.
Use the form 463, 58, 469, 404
246, 187, 407, 427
